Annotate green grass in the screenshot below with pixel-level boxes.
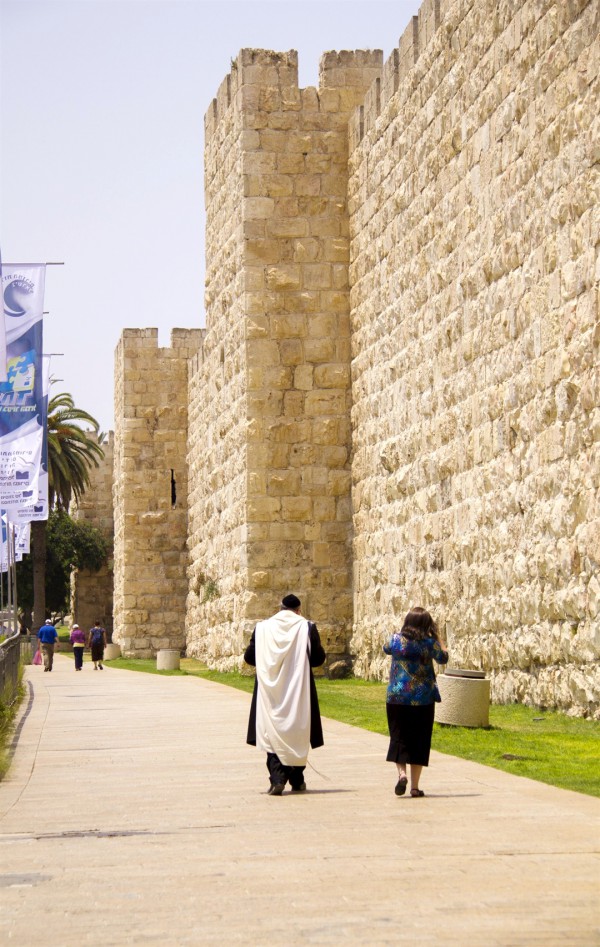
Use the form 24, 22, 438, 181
57, 625, 71, 643
0, 663, 26, 780
104, 656, 600, 797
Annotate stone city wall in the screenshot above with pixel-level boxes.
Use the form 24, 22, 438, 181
109, 0, 599, 714
347, 0, 600, 714
70, 431, 114, 638
113, 328, 202, 656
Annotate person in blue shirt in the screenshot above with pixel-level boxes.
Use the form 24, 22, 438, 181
383, 606, 448, 797
37, 619, 59, 672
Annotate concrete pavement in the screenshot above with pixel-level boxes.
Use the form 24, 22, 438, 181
0, 655, 598, 946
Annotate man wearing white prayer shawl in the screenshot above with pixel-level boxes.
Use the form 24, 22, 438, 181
245, 594, 326, 795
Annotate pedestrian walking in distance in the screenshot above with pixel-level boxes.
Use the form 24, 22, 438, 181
89, 620, 107, 670
244, 594, 326, 795
384, 606, 448, 797
70, 623, 86, 671
37, 619, 59, 672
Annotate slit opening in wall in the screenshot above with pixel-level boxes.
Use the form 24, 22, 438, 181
171, 469, 176, 508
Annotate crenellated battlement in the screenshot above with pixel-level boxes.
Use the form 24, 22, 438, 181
204, 50, 299, 146
117, 327, 203, 357
204, 47, 385, 151
349, 0, 446, 150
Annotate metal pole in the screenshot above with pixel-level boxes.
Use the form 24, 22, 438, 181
6, 521, 12, 632
0, 516, 4, 624
11, 527, 18, 635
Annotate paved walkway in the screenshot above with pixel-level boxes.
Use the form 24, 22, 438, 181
0, 656, 598, 946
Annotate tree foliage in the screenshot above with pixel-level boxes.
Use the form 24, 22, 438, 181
19, 509, 108, 614
47, 392, 105, 508
31, 389, 105, 629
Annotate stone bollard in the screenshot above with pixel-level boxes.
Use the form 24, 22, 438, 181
104, 643, 121, 661
435, 669, 490, 728
156, 649, 180, 671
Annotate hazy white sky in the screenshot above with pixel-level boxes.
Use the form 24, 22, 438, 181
1, 0, 421, 432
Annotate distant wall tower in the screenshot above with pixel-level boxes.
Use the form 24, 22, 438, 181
185, 48, 382, 668
113, 328, 202, 655
71, 431, 115, 637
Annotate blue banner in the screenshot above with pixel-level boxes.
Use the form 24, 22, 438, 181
7, 355, 50, 521
0, 265, 45, 507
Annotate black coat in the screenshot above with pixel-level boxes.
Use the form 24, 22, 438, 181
244, 621, 326, 750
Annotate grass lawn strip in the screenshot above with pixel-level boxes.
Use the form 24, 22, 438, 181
102, 655, 600, 798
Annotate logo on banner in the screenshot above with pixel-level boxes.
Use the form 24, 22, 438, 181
7, 352, 35, 391
0, 350, 36, 411
4, 276, 36, 318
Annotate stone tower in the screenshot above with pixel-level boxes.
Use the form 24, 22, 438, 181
185, 49, 382, 668
113, 328, 202, 655
70, 432, 115, 637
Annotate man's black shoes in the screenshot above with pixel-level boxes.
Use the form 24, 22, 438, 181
267, 782, 306, 795
268, 783, 285, 796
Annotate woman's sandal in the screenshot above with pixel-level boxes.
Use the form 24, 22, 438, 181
394, 776, 408, 796
410, 788, 425, 797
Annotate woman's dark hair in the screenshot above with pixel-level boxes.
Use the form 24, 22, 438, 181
401, 606, 438, 641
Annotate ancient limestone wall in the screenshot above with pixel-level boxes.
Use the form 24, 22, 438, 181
113, 328, 202, 656
70, 432, 114, 638
111, 2, 598, 714
348, 0, 600, 715
185, 49, 381, 668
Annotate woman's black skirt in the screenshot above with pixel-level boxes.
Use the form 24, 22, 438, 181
386, 702, 435, 766
91, 642, 104, 661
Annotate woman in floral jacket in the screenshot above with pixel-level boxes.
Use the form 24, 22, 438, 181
383, 607, 448, 797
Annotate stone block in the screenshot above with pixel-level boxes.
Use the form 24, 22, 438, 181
294, 365, 314, 390
271, 314, 307, 339
305, 390, 347, 416
280, 339, 304, 366
303, 265, 332, 290
281, 497, 313, 521
314, 364, 350, 388
268, 218, 309, 239
268, 469, 302, 496
247, 340, 281, 367
245, 197, 275, 219
266, 265, 302, 290
304, 338, 336, 363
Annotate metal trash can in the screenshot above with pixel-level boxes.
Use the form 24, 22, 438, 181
435, 668, 490, 728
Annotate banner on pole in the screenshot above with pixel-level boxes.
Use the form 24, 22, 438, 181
15, 521, 30, 556
8, 355, 51, 522
0, 253, 7, 383
0, 265, 45, 507
0, 515, 9, 573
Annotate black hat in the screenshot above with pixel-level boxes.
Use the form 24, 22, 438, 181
281, 594, 301, 610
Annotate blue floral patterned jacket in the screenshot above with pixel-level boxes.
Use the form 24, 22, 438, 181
384, 634, 449, 705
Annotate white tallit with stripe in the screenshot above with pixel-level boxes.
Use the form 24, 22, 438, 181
255, 609, 311, 766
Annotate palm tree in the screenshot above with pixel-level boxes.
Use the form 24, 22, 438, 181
31, 392, 104, 630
